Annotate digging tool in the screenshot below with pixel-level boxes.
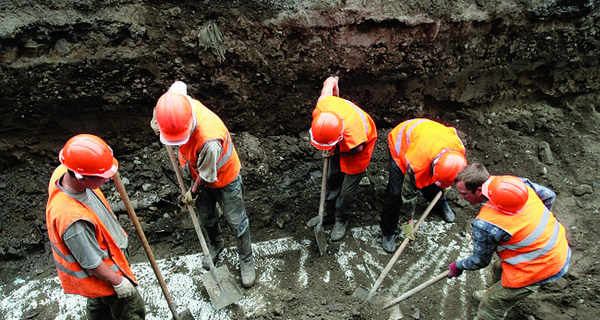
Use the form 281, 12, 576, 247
354, 190, 443, 301
164, 145, 243, 311
314, 157, 330, 256
383, 270, 450, 309
113, 172, 194, 320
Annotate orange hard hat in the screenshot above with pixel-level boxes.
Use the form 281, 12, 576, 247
59, 134, 118, 179
155, 92, 194, 145
310, 111, 344, 150
433, 150, 468, 188
482, 176, 529, 214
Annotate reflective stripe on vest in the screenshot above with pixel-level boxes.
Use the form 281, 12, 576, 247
49, 241, 117, 278
394, 119, 428, 160
345, 100, 369, 137
216, 134, 233, 170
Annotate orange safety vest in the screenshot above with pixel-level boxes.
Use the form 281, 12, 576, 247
178, 97, 241, 188
45, 165, 137, 298
388, 119, 465, 189
313, 96, 377, 174
477, 180, 570, 288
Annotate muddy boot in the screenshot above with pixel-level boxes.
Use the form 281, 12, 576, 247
330, 219, 348, 242
202, 224, 224, 271
236, 230, 255, 288
381, 234, 396, 253
437, 201, 455, 223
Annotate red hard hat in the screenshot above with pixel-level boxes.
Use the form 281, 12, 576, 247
433, 150, 468, 188
59, 134, 118, 179
482, 176, 529, 214
310, 111, 344, 150
155, 92, 194, 145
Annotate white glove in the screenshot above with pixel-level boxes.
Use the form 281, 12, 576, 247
182, 189, 198, 205
113, 277, 136, 299
169, 81, 188, 96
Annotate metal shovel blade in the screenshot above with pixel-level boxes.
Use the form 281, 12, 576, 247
201, 265, 244, 311
352, 286, 389, 305
314, 221, 328, 256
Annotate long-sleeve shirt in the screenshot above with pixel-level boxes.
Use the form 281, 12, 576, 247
456, 178, 569, 285
401, 166, 419, 219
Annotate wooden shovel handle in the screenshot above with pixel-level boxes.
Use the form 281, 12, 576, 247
367, 190, 443, 298
113, 172, 181, 320
383, 270, 450, 309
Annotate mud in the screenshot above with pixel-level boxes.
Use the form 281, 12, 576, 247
1, 1, 600, 319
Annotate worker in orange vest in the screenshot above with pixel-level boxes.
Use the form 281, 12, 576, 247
449, 163, 570, 320
151, 81, 255, 288
306, 76, 377, 241
380, 119, 467, 253
46, 134, 146, 319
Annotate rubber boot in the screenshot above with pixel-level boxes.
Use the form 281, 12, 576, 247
236, 230, 256, 288
202, 224, 224, 271
438, 201, 455, 223
381, 234, 396, 253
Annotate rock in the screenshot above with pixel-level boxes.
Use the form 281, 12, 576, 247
359, 176, 371, 186
538, 142, 555, 164
573, 184, 593, 196
543, 277, 568, 292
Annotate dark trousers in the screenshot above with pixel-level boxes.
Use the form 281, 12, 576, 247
380, 153, 445, 236
324, 154, 365, 222
86, 289, 146, 320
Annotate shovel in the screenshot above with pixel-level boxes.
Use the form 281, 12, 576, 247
354, 190, 443, 302
314, 157, 330, 256
113, 172, 194, 320
383, 270, 450, 309
164, 145, 243, 311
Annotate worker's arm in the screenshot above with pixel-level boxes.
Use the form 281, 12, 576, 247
194, 140, 222, 188
317, 76, 339, 105
456, 219, 510, 270
520, 177, 556, 210
329, 143, 365, 156
401, 166, 420, 221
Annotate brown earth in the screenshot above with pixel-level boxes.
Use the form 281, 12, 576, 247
1, 1, 600, 319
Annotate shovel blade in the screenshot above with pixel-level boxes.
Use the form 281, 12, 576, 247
175, 308, 195, 320
201, 265, 244, 311
314, 222, 328, 256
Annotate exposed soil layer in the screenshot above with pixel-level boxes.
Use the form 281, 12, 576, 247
1, 1, 600, 319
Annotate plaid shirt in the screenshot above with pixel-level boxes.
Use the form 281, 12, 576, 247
456, 178, 570, 285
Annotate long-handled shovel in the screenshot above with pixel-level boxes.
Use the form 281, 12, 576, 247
314, 157, 330, 256
113, 172, 194, 320
354, 190, 443, 301
164, 145, 243, 311
383, 270, 450, 309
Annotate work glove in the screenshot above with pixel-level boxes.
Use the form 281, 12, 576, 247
181, 189, 198, 206
113, 277, 136, 299
401, 221, 416, 240
448, 262, 463, 278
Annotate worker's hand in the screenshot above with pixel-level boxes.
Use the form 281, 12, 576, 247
113, 277, 136, 299
150, 110, 160, 136
182, 189, 198, 205
448, 262, 463, 278
401, 222, 416, 240
322, 150, 334, 158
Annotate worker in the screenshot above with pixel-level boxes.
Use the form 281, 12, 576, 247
380, 118, 467, 253
151, 81, 255, 288
449, 163, 570, 320
45, 134, 145, 319
306, 76, 377, 241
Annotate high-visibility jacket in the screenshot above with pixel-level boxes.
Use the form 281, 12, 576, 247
45, 165, 137, 298
388, 118, 465, 189
313, 96, 377, 174
178, 97, 241, 188
477, 180, 570, 288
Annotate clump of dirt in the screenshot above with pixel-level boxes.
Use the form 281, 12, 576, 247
1, 1, 600, 319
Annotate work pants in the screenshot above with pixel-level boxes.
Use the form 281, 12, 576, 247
324, 154, 365, 222
86, 289, 145, 320
196, 174, 249, 238
477, 260, 540, 320
380, 153, 445, 236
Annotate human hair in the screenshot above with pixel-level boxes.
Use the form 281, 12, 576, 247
455, 162, 490, 193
